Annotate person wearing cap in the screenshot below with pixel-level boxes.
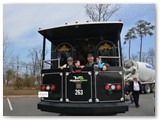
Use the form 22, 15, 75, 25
129, 77, 142, 108
59, 57, 74, 71
85, 54, 95, 67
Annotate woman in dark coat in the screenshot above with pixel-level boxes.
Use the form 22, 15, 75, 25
129, 77, 142, 108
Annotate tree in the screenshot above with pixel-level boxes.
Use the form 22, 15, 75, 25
85, 4, 120, 22
5, 69, 15, 85
28, 46, 46, 89
3, 34, 13, 83
124, 27, 137, 60
147, 48, 155, 67
131, 53, 138, 61
28, 46, 43, 77
121, 47, 127, 62
24, 74, 34, 89
141, 52, 147, 62
14, 77, 24, 90
15, 55, 20, 77
3, 34, 13, 66
122, 52, 127, 61
135, 20, 155, 61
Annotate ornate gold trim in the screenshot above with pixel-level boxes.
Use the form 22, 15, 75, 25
58, 45, 70, 52
99, 43, 112, 50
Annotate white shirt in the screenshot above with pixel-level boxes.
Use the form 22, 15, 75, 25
133, 81, 140, 91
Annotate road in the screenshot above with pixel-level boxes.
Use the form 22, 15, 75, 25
3, 93, 155, 116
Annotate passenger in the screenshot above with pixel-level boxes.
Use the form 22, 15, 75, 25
94, 56, 110, 71
85, 54, 95, 67
129, 77, 142, 108
59, 57, 74, 72
74, 59, 84, 69
124, 81, 134, 103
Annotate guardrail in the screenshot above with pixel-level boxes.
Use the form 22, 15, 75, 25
43, 58, 60, 69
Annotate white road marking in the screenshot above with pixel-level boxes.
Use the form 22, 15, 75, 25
7, 98, 13, 111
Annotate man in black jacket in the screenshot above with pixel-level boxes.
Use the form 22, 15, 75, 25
129, 77, 142, 108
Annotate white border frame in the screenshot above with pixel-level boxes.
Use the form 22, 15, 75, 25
65, 71, 93, 103
42, 72, 63, 102
94, 71, 123, 103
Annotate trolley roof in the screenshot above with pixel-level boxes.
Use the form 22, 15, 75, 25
38, 21, 123, 42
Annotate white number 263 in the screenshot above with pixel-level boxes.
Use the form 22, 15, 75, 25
75, 89, 83, 95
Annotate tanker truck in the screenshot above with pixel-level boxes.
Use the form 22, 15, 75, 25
123, 60, 155, 94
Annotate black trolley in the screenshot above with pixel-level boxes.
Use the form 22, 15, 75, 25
37, 21, 128, 115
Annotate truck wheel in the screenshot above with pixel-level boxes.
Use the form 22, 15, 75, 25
144, 84, 151, 94
151, 84, 155, 93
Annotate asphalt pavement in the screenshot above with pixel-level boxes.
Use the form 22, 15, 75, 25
3, 93, 155, 116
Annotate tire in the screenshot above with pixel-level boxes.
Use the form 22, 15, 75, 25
144, 84, 151, 94
151, 84, 155, 93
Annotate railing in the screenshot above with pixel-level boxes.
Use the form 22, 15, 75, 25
99, 56, 121, 66
43, 58, 60, 69
99, 56, 120, 59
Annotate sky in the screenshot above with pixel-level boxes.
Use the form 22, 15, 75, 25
3, 4, 155, 63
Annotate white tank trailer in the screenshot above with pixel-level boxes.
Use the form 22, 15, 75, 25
123, 60, 155, 94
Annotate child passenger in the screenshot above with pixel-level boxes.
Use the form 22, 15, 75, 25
74, 59, 84, 69
94, 56, 110, 71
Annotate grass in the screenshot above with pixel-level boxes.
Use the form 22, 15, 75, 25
3, 86, 39, 96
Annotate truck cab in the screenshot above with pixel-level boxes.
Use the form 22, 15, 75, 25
37, 21, 128, 115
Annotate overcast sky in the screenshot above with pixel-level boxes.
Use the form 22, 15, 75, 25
3, 4, 155, 62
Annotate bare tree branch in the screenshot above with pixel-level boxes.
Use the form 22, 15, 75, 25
3, 34, 13, 68
3, 33, 13, 84
85, 4, 121, 22
28, 46, 47, 77
147, 48, 155, 67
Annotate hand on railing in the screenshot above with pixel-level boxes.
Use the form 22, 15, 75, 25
59, 66, 64, 70
79, 65, 85, 69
